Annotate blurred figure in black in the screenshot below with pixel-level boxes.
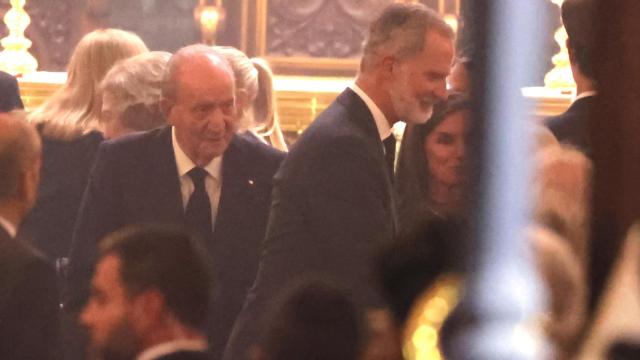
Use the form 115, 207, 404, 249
0, 70, 24, 112
253, 279, 365, 360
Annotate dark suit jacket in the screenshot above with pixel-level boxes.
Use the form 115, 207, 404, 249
19, 130, 104, 263
67, 127, 284, 359
0, 70, 24, 112
223, 88, 396, 360
0, 225, 59, 360
545, 95, 595, 156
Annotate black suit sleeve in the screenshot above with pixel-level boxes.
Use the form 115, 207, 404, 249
3, 258, 59, 360
66, 142, 123, 310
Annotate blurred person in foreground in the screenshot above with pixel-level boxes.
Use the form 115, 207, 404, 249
253, 280, 365, 360
223, 4, 454, 358
81, 225, 212, 360
0, 111, 59, 360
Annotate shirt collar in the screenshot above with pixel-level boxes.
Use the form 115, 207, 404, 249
574, 90, 597, 102
172, 127, 222, 180
136, 339, 208, 360
0, 215, 16, 238
350, 83, 392, 140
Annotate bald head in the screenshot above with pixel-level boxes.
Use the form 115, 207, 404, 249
0, 111, 41, 202
161, 44, 234, 103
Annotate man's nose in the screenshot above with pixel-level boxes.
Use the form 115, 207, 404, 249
206, 108, 227, 131
435, 80, 448, 101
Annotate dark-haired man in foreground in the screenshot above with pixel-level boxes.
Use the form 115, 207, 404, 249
81, 225, 213, 360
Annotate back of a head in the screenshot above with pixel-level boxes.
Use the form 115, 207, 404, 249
0, 112, 41, 201
260, 280, 364, 360
360, 3, 454, 73
98, 225, 212, 330
376, 218, 461, 325
562, 0, 595, 78
101, 51, 171, 134
30, 28, 148, 138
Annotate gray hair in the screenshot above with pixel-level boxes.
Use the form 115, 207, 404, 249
0, 111, 41, 201
101, 51, 171, 131
361, 3, 454, 72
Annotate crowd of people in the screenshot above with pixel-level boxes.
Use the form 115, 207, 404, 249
0, 0, 633, 359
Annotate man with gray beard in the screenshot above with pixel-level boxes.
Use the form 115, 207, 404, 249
223, 3, 454, 359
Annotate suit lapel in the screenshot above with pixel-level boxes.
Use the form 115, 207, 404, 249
144, 127, 184, 224
213, 136, 250, 243
336, 89, 399, 234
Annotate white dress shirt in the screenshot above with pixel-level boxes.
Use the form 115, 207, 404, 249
172, 127, 222, 225
136, 339, 208, 360
0, 215, 16, 238
574, 90, 597, 103
350, 83, 392, 141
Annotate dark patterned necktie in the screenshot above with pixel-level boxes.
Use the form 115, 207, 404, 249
185, 167, 212, 242
383, 135, 396, 180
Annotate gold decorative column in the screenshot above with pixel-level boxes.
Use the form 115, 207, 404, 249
0, 0, 38, 75
544, 0, 575, 90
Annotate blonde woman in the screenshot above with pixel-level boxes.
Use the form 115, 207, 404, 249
214, 46, 288, 151
20, 29, 148, 264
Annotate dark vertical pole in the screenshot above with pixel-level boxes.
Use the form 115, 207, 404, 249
588, 0, 640, 313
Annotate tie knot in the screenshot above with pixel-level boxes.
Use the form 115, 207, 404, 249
187, 167, 208, 186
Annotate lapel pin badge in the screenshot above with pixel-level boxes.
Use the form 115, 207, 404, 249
248, 179, 255, 186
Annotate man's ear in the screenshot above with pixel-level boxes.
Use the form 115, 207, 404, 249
160, 98, 175, 125
381, 55, 396, 77
131, 290, 165, 332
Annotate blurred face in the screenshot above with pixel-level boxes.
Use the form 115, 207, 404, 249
390, 31, 454, 124
423, 110, 469, 187
165, 55, 236, 167
81, 255, 142, 360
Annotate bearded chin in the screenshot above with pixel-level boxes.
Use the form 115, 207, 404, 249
404, 105, 433, 124
94, 319, 142, 360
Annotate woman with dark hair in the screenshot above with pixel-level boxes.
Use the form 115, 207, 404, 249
395, 93, 471, 236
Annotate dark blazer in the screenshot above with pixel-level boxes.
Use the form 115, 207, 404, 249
223, 88, 396, 360
19, 130, 104, 263
0, 225, 59, 360
0, 70, 24, 112
67, 127, 285, 359
545, 95, 595, 156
